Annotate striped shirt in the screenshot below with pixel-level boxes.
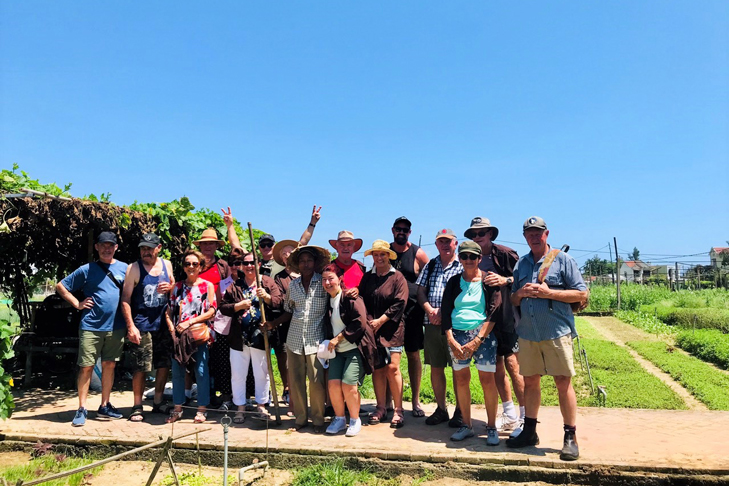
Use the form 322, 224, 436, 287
511, 249, 587, 342
284, 272, 327, 355
415, 256, 463, 325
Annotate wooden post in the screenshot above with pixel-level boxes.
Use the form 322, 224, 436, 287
247, 222, 282, 425
608, 242, 614, 284
675, 262, 680, 290
614, 237, 621, 310
145, 437, 173, 486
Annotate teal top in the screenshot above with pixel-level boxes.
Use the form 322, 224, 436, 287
451, 277, 487, 331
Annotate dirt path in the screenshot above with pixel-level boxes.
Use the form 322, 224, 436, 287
582, 316, 707, 411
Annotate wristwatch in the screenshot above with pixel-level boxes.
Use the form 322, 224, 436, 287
506, 276, 514, 286
477, 335, 485, 343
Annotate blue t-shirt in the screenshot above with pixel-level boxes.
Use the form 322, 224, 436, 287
61, 260, 128, 332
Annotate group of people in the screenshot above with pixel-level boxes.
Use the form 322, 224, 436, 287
57, 208, 588, 461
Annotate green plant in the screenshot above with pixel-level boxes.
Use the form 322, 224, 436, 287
676, 329, 729, 370
162, 470, 236, 486
615, 310, 675, 336
627, 341, 729, 410
292, 459, 376, 486
0, 318, 18, 419
0, 452, 103, 486
639, 304, 729, 333
0, 163, 72, 197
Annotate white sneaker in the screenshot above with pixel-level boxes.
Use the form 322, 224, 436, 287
496, 412, 519, 432
326, 416, 348, 435
486, 426, 500, 446
510, 419, 524, 438
345, 418, 362, 437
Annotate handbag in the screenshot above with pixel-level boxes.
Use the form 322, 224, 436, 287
184, 322, 210, 347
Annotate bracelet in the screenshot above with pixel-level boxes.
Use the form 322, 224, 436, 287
309, 223, 316, 227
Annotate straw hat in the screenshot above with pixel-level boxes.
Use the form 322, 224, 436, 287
329, 230, 363, 252
193, 228, 225, 248
272, 239, 299, 266
363, 239, 397, 260
288, 245, 331, 274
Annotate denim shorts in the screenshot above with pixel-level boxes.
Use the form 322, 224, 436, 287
449, 327, 497, 372
387, 346, 403, 354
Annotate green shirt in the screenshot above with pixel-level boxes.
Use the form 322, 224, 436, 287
451, 277, 487, 331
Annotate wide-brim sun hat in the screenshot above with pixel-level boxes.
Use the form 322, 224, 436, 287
288, 245, 331, 274
329, 230, 363, 253
363, 239, 397, 260
193, 228, 225, 248
272, 239, 299, 266
464, 216, 499, 240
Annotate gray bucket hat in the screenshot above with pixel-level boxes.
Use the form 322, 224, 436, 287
464, 216, 499, 240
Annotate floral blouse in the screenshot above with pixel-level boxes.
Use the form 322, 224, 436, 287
170, 280, 216, 328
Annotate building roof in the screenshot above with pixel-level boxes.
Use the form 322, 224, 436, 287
624, 260, 652, 270
711, 247, 729, 253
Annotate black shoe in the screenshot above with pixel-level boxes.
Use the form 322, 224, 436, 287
448, 407, 463, 428
505, 429, 539, 448
324, 405, 335, 418
560, 431, 579, 461
425, 407, 449, 426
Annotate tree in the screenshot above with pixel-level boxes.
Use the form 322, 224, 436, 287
627, 247, 640, 261
584, 255, 615, 276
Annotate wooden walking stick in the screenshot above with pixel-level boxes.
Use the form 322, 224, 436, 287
247, 222, 282, 425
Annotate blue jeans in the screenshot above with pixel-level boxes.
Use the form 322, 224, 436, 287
172, 344, 210, 407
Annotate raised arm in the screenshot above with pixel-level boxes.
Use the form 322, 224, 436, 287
297, 205, 322, 246
222, 206, 243, 250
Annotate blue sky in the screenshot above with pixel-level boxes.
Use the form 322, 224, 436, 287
2, 1, 727, 267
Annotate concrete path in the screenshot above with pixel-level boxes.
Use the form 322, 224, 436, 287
2, 389, 728, 475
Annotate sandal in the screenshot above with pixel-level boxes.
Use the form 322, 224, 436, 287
166, 409, 183, 423
194, 411, 207, 424
151, 402, 173, 414
368, 406, 387, 426
412, 405, 425, 418
233, 412, 246, 424
390, 408, 405, 429
128, 405, 144, 422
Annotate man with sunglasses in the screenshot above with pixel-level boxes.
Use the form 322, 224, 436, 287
464, 217, 525, 436
506, 216, 588, 461
121, 233, 175, 422
389, 216, 429, 418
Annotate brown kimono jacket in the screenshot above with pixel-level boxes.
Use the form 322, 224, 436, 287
359, 268, 409, 348
324, 293, 378, 375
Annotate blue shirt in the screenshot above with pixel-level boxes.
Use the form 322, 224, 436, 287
511, 249, 586, 342
451, 277, 487, 331
61, 260, 128, 332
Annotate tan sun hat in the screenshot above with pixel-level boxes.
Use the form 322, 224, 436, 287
329, 230, 363, 252
464, 216, 499, 240
288, 245, 331, 274
363, 239, 397, 260
193, 228, 225, 248
272, 239, 299, 266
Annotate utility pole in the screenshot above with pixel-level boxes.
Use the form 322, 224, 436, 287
608, 241, 614, 284
614, 237, 621, 310
675, 262, 680, 291
697, 265, 701, 290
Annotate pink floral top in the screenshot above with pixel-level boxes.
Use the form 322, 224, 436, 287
170, 280, 216, 327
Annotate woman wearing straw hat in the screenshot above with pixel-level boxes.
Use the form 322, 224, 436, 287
359, 240, 409, 428
263, 245, 331, 433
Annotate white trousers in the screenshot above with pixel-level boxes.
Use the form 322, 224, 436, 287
230, 346, 270, 406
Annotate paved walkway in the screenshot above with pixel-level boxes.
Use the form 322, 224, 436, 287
2, 389, 728, 475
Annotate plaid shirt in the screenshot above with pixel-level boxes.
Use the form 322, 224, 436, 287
415, 256, 463, 325
284, 273, 327, 355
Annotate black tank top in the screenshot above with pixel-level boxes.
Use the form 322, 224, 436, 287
391, 243, 420, 300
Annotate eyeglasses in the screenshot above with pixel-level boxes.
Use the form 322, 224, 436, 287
458, 253, 480, 261
183, 262, 200, 268
393, 227, 410, 233
259, 242, 274, 249
473, 230, 491, 238
241, 261, 256, 266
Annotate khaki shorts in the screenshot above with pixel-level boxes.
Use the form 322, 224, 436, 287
423, 324, 451, 368
518, 335, 575, 377
127, 328, 173, 373
78, 328, 125, 367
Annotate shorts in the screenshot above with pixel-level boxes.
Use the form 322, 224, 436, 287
518, 335, 575, 377
448, 327, 497, 373
494, 330, 519, 357
403, 305, 425, 353
328, 348, 366, 386
387, 346, 403, 354
423, 324, 451, 368
127, 328, 173, 373
78, 328, 125, 367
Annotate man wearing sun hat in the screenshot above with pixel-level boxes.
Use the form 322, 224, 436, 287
330, 230, 367, 290
506, 216, 588, 461
464, 217, 525, 435
194, 228, 231, 305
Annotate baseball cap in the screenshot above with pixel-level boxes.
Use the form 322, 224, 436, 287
138, 233, 161, 248
458, 241, 482, 256
523, 216, 548, 231
97, 231, 118, 244
393, 216, 412, 228
259, 234, 275, 244
435, 228, 456, 240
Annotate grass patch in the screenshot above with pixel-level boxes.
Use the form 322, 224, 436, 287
292, 459, 382, 486
0, 453, 103, 486
615, 310, 675, 337
161, 470, 236, 486
627, 341, 729, 410
676, 329, 729, 370
638, 304, 729, 333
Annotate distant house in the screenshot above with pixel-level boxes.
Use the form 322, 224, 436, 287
710, 247, 729, 268
618, 260, 653, 283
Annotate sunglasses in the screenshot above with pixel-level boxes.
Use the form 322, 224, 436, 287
259, 242, 274, 249
183, 262, 200, 268
393, 227, 410, 233
241, 261, 256, 266
473, 230, 491, 238
458, 253, 480, 261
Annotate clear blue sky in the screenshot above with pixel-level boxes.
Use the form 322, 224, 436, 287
2, 1, 727, 267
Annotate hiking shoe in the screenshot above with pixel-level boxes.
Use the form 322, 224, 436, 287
97, 402, 123, 420
326, 416, 348, 435
506, 428, 539, 448
72, 407, 87, 427
425, 407, 449, 426
510, 419, 524, 438
560, 431, 579, 461
450, 426, 475, 442
345, 418, 362, 437
496, 412, 519, 432
448, 407, 463, 428
486, 426, 500, 446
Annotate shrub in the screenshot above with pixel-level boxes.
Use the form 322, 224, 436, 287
676, 329, 729, 370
